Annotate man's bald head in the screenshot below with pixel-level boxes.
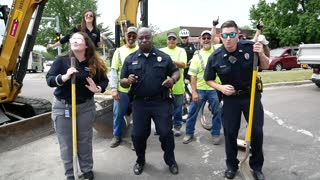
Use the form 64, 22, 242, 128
137, 27, 154, 53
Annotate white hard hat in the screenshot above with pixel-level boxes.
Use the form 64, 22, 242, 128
179, 29, 190, 37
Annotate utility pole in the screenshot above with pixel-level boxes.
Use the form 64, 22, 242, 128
42, 16, 61, 55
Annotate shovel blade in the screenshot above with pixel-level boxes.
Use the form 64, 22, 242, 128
239, 161, 255, 180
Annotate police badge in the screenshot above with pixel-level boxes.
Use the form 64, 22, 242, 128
244, 53, 250, 60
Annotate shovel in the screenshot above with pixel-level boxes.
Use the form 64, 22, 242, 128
71, 57, 80, 179
239, 33, 262, 179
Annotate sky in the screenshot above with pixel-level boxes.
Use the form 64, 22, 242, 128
0, 0, 275, 44
97, 0, 276, 33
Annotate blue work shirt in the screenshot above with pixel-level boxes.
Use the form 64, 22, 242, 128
120, 48, 178, 97
204, 40, 258, 90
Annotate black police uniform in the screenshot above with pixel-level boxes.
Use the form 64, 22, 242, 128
60, 27, 101, 48
121, 48, 179, 166
177, 42, 196, 80
204, 40, 264, 172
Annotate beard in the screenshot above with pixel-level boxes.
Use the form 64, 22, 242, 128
203, 44, 211, 50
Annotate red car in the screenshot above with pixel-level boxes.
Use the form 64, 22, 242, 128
267, 47, 300, 71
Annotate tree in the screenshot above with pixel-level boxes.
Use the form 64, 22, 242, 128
249, 0, 320, 48
36, 0, 112, 56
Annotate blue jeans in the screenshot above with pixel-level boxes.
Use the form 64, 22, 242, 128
113, 91, 129, 138
185, 90, 222, 136
173, 94, 183, 129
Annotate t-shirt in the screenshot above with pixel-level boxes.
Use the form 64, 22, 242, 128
160, 47, 187, 95
111, 45, 139, 92
188, 45, 221, 90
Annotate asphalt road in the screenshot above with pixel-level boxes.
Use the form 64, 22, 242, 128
0, 73, 319, 180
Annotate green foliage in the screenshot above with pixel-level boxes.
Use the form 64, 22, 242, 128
153, 33, 167, 48
249, 0, 320, 48
36, 0, 112, 57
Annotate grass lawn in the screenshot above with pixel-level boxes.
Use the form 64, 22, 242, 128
259, 69, 312, 84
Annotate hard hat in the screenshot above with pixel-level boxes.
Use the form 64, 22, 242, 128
179, 29, 190, 37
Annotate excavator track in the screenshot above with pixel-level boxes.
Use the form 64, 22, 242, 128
0, 96, 52, 124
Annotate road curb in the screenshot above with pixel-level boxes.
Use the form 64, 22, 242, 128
264, 80, 312, 88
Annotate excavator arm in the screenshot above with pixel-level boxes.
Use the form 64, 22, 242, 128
115, 0, 148, 47
0, 0, 48, 103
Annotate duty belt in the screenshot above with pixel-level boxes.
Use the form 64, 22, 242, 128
134, 95, 164, 101
232, 89, 250, 96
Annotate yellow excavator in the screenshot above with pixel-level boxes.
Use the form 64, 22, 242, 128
0, 0, 147, 152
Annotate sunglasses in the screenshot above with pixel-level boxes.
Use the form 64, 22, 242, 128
202, 37, 211, 40
69, 38, 84, 44
221, 32, 237, 39
180, 37, 188, 39
167, 37, 176, 41
85, 14, 93, 18
127, 34, 137, 39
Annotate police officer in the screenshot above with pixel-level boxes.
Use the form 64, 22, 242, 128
204, 20, 269, 180
177, 29, 196, 118
120, 27, 180, 175
177, 29, 196, 80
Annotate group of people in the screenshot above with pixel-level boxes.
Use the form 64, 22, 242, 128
46, 9, 269, 180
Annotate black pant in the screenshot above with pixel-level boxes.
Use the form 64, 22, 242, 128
131, 99, 176, 166
222, 93, 264, 171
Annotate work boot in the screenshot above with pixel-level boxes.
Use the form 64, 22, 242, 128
110, 137, 121, 148
66, 176, 75, 180
212, 135, 221, 145
182, 135, 193, 144
173, 127, 181, 137
82, 171, 94, 180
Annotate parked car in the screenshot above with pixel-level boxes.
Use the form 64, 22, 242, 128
267, 47, 300, 71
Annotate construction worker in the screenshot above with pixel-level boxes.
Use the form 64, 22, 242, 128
120, 27, 180, 175
160, 32, 187, 136
211, 16, 221, 45
204, 20, 269, 180
109, 26, 139, 148
182, 30, 222, 145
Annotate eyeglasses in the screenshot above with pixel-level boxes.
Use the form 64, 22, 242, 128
221, 32, 237, 39
69, 38, 84, 44
167, 37, 176, 41
202, 37, 211, 40
180, 37, 188, 39
85, 14, 93, 18
127, 34, 137, 39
